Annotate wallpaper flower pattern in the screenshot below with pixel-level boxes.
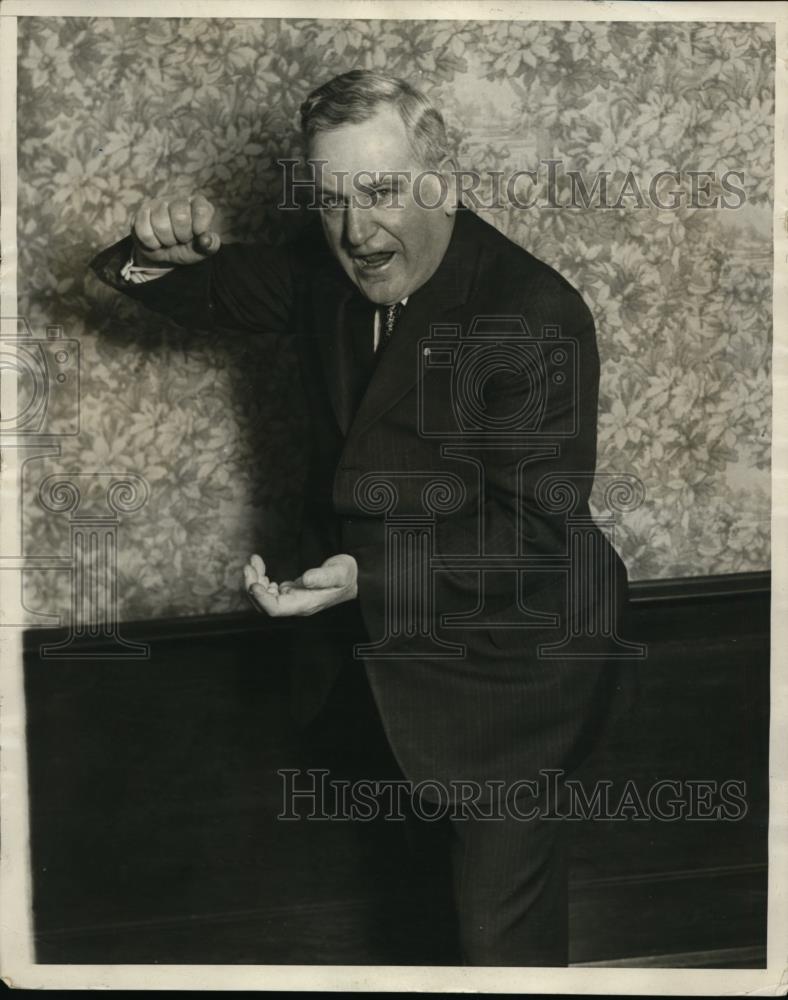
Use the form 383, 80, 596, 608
16, 17, 773, 624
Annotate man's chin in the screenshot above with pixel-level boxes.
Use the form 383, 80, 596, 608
342, 257, 405, 304
354, 276, 405, 305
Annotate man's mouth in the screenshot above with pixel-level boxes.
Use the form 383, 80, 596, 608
353, 251, 395, 271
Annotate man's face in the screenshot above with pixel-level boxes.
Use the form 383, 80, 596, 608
308, 106, 455, 305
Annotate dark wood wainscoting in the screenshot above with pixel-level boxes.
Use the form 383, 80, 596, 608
23, 572, 769, 967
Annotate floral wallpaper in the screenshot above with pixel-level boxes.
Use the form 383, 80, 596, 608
15, 17, 773, 625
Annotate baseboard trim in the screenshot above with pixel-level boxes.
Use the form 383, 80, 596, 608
34, 861, 766, 944
574, 861, 767, 890
573, 944, 766, 968
628, 571, 770, 604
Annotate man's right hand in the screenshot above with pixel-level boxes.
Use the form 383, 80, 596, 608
131, 194, 221, 267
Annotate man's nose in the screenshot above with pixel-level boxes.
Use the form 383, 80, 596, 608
344, 201, 377, 248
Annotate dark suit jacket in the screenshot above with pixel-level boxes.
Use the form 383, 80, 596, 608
92, 205, 633, 790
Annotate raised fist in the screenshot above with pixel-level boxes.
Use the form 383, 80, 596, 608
131, 193, 221, 266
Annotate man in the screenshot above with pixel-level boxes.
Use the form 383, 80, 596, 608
91, 70, 631, 966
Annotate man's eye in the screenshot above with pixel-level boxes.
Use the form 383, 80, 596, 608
320, 197, 344, 210
352, 187, 392, 207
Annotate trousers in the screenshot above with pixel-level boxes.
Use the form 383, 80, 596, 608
300, 656, 571, 966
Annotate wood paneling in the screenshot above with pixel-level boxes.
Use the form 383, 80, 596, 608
24, 575, 769, 966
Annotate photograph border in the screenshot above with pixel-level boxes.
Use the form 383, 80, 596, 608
1, 0, 785, 992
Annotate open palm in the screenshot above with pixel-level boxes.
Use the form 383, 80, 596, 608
243, 552, 358, 617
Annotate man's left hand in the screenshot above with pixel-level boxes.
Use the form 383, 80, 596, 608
243, 553, 358, 617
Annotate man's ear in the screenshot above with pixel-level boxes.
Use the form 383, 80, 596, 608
437, 155, 459, 215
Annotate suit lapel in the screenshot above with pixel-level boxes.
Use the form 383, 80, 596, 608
316, 289, 375, 434
308, 205, 486, 439
307, 233, 373, 435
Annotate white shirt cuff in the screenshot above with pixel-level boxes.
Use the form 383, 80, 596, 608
120, 255, 174, 284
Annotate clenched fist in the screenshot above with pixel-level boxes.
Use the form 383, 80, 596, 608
131, 193, 221, 266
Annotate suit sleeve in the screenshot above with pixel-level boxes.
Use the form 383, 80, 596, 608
89, 234, 295, 336
486, 279, 599, 561
435, 273, 600, 604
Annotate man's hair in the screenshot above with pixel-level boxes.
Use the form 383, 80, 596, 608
299, 70, 450, 168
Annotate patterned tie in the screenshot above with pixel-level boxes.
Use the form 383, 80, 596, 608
379, 302, 404, 349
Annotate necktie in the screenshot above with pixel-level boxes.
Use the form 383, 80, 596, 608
379, 302, 404, 349
348, 300, 404, 418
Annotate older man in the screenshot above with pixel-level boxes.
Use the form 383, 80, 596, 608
91, 70, 631, 966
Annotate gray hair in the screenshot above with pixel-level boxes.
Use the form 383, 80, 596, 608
299, 70, 450, 168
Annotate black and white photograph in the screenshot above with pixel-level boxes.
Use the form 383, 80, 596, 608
0, 0, 785, 992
